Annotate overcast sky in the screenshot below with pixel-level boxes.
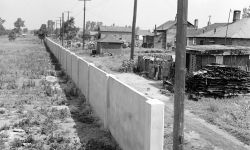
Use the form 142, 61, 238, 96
1, 0, 249, 30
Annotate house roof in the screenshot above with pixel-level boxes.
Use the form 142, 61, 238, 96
99, 26, 132, 33
195, 18, 250, 38
187, 28, 204, 37
138, 30, 154, 36
156, 20, 195, 31
202, 23, 228, 32
187, 23, 228, 37
187, 45, 250, 55
156, 20, 176, 31
97, 35, 123, 44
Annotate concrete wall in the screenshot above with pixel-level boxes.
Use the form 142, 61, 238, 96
44, 38, 165, 150
71, 54, 79, 86
88, 65, 108, 127
78, 58, 89, 99
108, 76, 164, 150
66, 51, 72, 77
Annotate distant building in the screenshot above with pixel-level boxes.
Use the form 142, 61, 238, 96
97, 25, 133, 43
191, 10, 250, 47
47, 20, 55, 35
154, 18, 195, 49
97, 25, 151, 47
96, 35, 123, 55
187, 23, 228, 46
186, 45, 250, 73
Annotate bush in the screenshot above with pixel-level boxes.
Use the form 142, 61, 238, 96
119, 59, 137, 73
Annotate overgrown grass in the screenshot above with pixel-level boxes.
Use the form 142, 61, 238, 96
185, 97, 250, 145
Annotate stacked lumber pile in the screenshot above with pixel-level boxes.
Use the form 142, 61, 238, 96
186, 64, 250, 98
137, 54, 173, 80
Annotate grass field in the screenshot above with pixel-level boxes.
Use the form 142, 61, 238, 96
0, 35, 120, 150
185, 96, 250, 145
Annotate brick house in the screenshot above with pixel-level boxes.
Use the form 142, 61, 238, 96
187, 23, 228, 46
154, 19, 195, 49
191, 11, 250, 47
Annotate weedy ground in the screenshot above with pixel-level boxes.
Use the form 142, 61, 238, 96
185, 96, 250, 145
0, 35, 120, 150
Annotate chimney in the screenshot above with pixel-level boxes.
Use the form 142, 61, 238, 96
233, 10, 241, 22
194, 19, 198, 29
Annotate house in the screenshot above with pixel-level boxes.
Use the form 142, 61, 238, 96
186, 45, 250, 73
187, 23, 228, 46
142, 33, 154, 48
192, 10, 250, 46
96, 35, 123, 55
97, 25, 133, 43
154, 18, 195, 49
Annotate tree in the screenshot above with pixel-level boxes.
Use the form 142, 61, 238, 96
38, 24, 47, 41
0, 18, 6, 35
62, 17, 79, 40
8, 29, 16, 41
23, 28, 28, 33
242, 6, 250, 18
14, 18, 25, 34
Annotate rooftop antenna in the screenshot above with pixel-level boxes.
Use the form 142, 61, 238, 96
207, 15, 211, 26
225, 9, 232, 45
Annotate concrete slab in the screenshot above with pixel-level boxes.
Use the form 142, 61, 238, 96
89, 65, 108, 127
108, 76, 164, 150
78, 58, 89, 99
71, 54, 79, 86
66, 51, 72, 77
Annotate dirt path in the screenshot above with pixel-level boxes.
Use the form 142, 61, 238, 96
114, 73, 250, 150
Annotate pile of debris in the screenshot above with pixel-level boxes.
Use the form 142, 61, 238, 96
137, 54, 174, 80
186, 64, 250, 98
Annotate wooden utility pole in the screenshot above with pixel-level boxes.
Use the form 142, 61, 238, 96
130, 0, 138, 60
173, 0, 188, 149
62, 13, 64, 46
225, 9, 232, 45
79, 0, 91, 50
57, 17, 62, 39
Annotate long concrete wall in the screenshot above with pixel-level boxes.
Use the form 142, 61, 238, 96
44, 38, 165, 150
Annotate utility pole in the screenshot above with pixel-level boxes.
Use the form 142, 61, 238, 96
225, 9, 232, 45
62, 13, 64, 46
130, 0, 137, 60
65, 11, 71, 21
57, 17, 62, 39
79, 0, 91, 50
173, 0, 188, 149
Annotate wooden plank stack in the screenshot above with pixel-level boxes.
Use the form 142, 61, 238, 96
186, 64, 250, 98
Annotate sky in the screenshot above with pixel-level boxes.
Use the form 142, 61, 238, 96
1, 0, 249, 30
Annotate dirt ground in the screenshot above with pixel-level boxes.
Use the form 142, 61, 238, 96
0, 35, 120, 150
69, 45, 250, 149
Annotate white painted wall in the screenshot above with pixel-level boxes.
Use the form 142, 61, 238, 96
45, 38, 165, 150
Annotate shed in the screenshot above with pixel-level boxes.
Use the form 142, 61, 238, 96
186, 45, 250, 73
97, 35, 123, 55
